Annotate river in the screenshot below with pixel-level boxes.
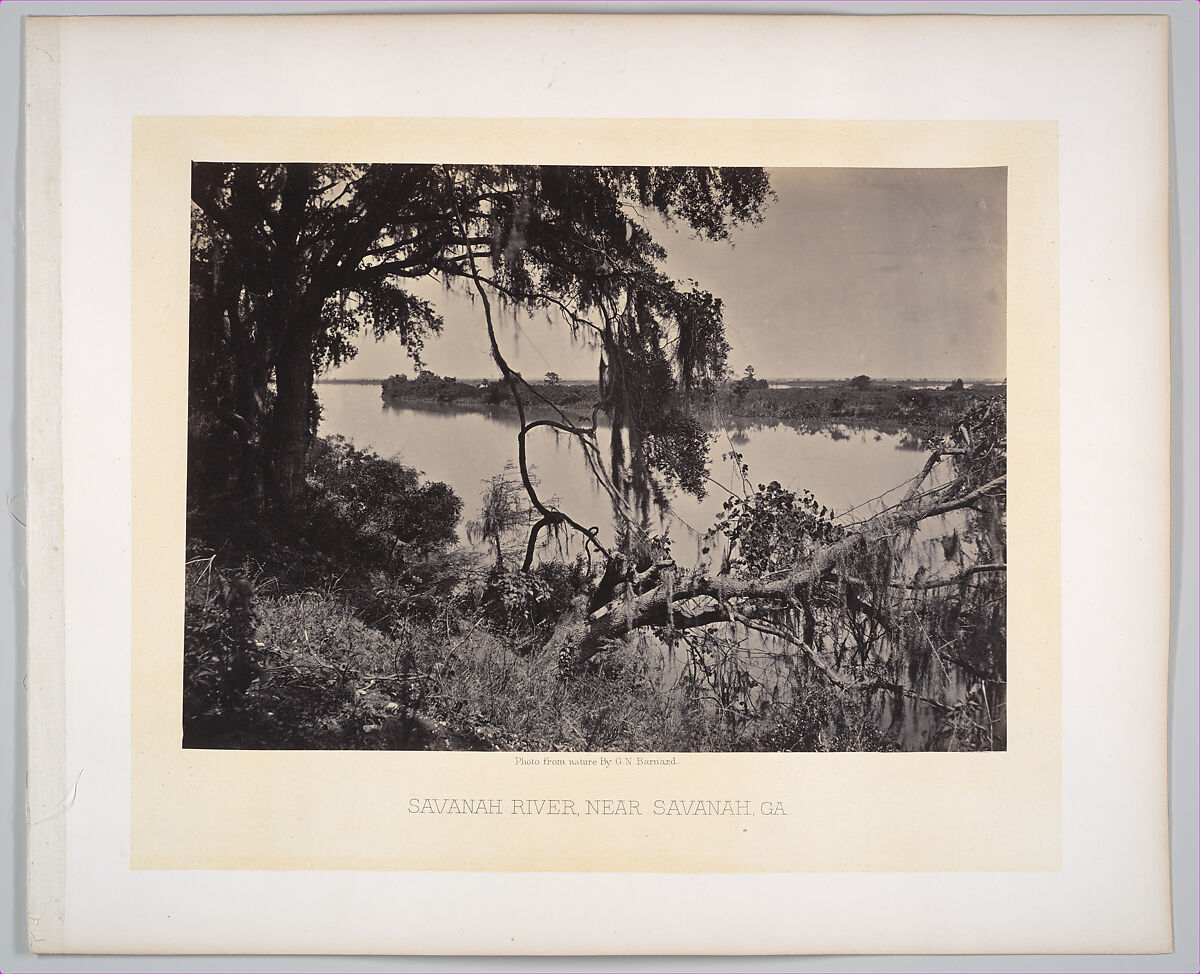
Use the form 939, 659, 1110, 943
316, 382, 1000, 750
317, 383, 934, 561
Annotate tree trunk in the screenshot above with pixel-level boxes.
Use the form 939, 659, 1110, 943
268, 323, 316, 519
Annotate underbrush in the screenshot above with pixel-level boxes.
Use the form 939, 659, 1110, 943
184, 558, 900, 751
184, 566, 438, 749
183, 434, 952, 752
413, 628, 735, 752
184, 557, 728, 751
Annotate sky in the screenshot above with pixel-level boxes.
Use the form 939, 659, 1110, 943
328, 166, 1007, 382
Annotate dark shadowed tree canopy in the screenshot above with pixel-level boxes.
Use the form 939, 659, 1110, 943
188, 162, 773, 537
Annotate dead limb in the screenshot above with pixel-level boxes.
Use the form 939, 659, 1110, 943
443, 166, 613, 571
561, 471, 1006, 664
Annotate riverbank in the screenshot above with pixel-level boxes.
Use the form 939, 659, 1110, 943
376, 371, 1005, 439
186, 383, 1006, 754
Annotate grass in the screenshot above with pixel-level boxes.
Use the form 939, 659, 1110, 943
184, 557, 895, 752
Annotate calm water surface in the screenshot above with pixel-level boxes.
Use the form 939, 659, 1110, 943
317, 383, 933, 557
318, 383, 993, 749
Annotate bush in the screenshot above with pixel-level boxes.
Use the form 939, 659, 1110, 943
414, 627, 730, 751
304, 435, 462, 568
184, 568, 437, 749
753, 679, 896, 752
183, 562, 261, 736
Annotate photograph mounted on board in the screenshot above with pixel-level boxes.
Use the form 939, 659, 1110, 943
184, 163, 1007, 753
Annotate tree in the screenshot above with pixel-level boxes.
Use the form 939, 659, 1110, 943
545, 395, 1008, 741
849, 374, 872, 391
189, 164, 773, 527
306, 436, 462, 566
731, 364, 765, 405
543, 371, 561, 386
466, 464, 538, 566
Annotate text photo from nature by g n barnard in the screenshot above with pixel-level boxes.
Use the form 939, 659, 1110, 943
184, 163, 1007, 753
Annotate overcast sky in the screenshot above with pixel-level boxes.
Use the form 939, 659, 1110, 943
329, 166, 1006, 382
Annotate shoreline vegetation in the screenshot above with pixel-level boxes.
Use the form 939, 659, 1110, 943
186, 371, 1007, 754
376, 370, 1005, 440
185, 162, 1005, 756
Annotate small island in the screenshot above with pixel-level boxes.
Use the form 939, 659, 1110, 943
378, 367, 1004, 440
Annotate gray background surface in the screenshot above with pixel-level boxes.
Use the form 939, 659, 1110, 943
1, 2, 1195, 970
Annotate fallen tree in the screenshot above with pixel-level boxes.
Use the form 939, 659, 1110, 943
443, 171, 1007, 748
548, 470, 1007, 665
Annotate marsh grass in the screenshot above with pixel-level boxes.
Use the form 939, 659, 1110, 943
185, 556, 896, 752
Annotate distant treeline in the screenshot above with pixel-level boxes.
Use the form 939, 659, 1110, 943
379, 370, 1005, 436
382, 371, 600, 410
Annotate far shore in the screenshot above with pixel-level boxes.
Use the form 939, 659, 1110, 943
329, 371, 1006, 440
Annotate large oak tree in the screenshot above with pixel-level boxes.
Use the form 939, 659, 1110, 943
188, 163, 773, 535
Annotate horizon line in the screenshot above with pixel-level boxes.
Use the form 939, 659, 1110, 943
319, 374, 1009, 384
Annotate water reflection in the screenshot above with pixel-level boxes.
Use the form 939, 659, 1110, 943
317, 384, 1002, 750
318, 384, 933, 557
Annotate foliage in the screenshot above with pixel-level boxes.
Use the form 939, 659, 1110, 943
304, 435, 462, 568
183, 155, 1009, 753
184, 389, 1008, 753
937, 395, 1007, 491
184, 559, 731, 752
709, 461, 845, 578
480, 380, 508, 406
701, 380, 1004, 441
466, 463, 543, 564
753, 679, 896, 752
729, 370, 768, 406
380, 371, 481, 405
480, 563, 552, 635
183, 563, 260, 732
377, 371, 1002, 446
528, 557, 594, 629
415, 628, 740, 752
643, 410, 712, 500
184, 567, 438, 749
189, 162, 773, 522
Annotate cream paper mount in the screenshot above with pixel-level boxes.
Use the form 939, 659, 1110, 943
23, 12, 1172, 956
131, 116, 1060, 874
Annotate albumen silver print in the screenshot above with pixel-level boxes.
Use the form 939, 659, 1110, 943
183, 162, 1008, 752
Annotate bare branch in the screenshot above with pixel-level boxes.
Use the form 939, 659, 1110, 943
442, 166, 613, 572
564, 470, 1007, 663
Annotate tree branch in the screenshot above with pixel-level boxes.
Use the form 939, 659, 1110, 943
564, 471, 1007, 663
442, 166, 613, 572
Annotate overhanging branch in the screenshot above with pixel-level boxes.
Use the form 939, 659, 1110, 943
566, 471, 1007, 663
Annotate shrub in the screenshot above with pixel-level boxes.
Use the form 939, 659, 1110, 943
183, 561, 262, 738
184, 569, 435, 749
753, 678, 896, 752
305, 435, 462, 568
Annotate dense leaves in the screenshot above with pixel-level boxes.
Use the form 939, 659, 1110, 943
938, 395, 1007, 493
189, 162, 772, 527
305, 436, 462, 566
709, 462, 846, 578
